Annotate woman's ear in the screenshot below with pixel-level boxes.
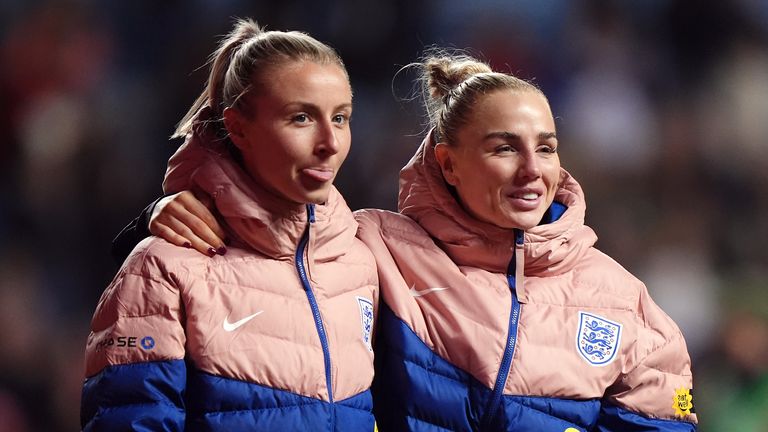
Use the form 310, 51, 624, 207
223, 107, 246, 150
434, 142, 460, 186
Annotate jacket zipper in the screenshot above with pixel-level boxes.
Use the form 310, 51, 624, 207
295, 204, 335, 425
481, 229, 524, 429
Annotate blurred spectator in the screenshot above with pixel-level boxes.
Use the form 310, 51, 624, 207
696, 272, 768, 431
0, 389, 31, 432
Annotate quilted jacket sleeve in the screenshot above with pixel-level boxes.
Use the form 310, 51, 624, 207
81, 240, 188, 431
597, 285, 698, 431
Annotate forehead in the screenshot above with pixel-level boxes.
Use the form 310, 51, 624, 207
255, 60, 352, 104
465, 89, 554, 136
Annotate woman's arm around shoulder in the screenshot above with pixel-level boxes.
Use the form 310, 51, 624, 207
111, 191, 228, 265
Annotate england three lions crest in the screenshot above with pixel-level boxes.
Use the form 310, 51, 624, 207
577, 311, 622, 366
356, 296, 374, 352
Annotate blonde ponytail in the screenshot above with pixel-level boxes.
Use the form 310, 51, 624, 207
173, 18, 347, 139
173, 19, 263, 138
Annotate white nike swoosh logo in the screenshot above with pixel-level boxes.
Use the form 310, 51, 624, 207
222, 311, 264, 332
409, 284, 449, 297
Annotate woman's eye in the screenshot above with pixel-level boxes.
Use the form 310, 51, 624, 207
333, 114, 349, 125
293, 114, 309, 123
495, 145, 514, 153
538, 145, 557, 153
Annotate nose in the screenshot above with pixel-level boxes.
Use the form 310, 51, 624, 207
315, 120, 340, 157
517, 151, 541, 181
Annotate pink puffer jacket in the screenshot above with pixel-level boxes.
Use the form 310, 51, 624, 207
82, 123, 378, 431
356, 131, 697, 431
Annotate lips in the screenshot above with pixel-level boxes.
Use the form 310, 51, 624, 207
301, 167, 334, 182
507, 188, 544, 210
512, 192, 539, 200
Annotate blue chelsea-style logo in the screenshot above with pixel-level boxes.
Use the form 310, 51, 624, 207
356, 296, 374, 352
140, 336, 155, 350
576, 311, 622, 366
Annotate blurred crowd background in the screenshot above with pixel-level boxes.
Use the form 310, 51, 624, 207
1, 0, 767, 430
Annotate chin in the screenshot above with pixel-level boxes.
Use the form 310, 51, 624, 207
510, 221, 538, 231
502, 212, 547, 231
303, 190, 331, 205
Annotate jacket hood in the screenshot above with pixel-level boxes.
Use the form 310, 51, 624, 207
398, 130, 597, 276
162, 108, 357, 261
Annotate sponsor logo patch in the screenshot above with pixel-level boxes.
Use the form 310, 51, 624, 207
673, 387, 694, 417
576, 311, 622, 366
140, 336, 155, 350
356, 296, 374, 351
95, 333, 156, 352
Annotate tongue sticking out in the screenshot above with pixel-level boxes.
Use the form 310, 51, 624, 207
302, 168, 334, 182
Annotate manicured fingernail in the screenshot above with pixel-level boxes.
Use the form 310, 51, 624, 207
207, 247, 217, 257
217, 246, 227, 255
183, 242, 192, 248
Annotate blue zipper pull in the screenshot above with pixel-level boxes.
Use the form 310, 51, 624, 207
306, 203, 316, 223
515, 229, 524, 246
514, 229, 526, 301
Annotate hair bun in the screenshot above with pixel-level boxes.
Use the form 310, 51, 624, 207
424, 56, 492, 100
416, 51, 541, 145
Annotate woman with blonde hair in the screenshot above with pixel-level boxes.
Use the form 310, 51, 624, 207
356, 54, 697, 431
82, 19, 378, 431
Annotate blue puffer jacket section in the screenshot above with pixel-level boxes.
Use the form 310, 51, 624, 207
372, 303, 696, 432
81, 360, 374, 431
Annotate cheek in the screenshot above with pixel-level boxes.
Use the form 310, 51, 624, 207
243, 141, 296, 181
543, 159, 561, 192
337, 132, 352, 163
474, 163, 511, 193
263, 132, 306, 167
461, 168, 506, 210
455, 155, 489, 184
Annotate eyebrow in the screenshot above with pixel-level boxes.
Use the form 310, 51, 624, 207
484, 131, 557, 141
283, 102, 353, 112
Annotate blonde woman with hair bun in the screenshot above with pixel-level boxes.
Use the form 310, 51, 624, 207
357, 52, 697, 431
